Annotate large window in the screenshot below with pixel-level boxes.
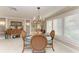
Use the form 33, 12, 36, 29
53, 18, 64, 36
46, 20, 53, 34
26, 21, 30, 35
64, 14, 79, 42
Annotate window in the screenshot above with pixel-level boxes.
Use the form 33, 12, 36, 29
46, 20, 52, 34
26, 21, 30, 35
53, 18, 64, 36
64, 14, 79, 42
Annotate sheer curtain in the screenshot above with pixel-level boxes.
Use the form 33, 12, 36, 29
64, 14, 79, 43
53, 18, 64, 36
46, 20, 53, 34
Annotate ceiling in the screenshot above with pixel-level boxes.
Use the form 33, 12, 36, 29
0, 6, 79, 20
0, 6, 78, 20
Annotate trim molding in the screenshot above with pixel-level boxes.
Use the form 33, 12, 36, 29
46, 7, 79, 20
55, 36, 79, 51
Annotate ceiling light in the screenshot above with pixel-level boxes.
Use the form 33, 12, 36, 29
32, 7, 45, 24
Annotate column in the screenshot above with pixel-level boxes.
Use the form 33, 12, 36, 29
30, 20, 31, 35
52, 19, 53, 30
61, 18, 65, 39
5, 18, 8, 30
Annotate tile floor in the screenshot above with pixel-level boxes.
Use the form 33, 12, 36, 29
0, 37, 79, 53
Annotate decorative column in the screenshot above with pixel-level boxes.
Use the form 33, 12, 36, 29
52, 19, 53, 30
30, 20, 31, 35
5, 18, 8, 30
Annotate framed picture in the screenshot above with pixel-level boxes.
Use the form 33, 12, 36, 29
11, 21, 22, 26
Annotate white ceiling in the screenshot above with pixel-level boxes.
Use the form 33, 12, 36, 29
0, 6, 66, 19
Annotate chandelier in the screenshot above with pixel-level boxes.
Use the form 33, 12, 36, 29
33, 7, 44, 24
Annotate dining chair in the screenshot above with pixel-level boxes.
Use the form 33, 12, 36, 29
50, 30, 55, 51
31, 34, 47, 53
21, 30, 26, 53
